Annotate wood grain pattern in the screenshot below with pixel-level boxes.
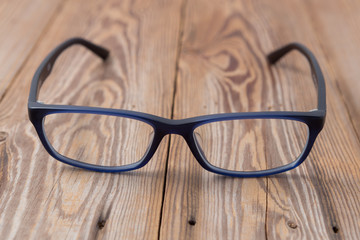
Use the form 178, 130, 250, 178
0, 0, 360, 239
299, 0, 360, 138
0, 0, 182, 238
249, 1, 360, 239
0, 0, 62, 99
159, 0, 360, 239
44, 113, 154, 166
194, 119, 308, 171
160, 1, 271, 238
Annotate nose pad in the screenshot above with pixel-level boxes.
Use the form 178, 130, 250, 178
194, 132, 202, 146
148, 131, 154, 142
147, 130, 155, 146
143, 131, 155, 156
193, 132, 206, 158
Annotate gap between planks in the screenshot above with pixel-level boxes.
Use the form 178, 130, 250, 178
157, 0, 188, 237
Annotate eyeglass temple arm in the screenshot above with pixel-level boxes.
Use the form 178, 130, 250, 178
29, 38, 109, 101
267, 43, 326, 111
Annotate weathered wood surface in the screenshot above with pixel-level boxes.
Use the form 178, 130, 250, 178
0, 0, 360, 239
0, 0, 63, 99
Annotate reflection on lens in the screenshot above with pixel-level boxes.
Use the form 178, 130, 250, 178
194, 119, 308, 171
44, 113, 154, 166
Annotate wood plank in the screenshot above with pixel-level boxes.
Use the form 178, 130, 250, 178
160, 0, 360, 239
0, 0, 62, 98
0, 0, 182, 238
249, 1, 360, 239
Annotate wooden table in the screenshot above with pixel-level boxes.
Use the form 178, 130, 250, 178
0, 0, 359, 239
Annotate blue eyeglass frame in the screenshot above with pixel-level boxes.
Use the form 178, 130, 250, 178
28, 38, 326, 177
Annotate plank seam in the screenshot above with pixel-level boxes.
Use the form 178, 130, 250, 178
265, 177, 269, 240
157, 0, 188, 238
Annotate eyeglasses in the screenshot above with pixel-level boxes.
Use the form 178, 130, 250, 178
28, 38, 326, 177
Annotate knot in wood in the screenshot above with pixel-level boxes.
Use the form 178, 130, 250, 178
287, 221, 298, 229
0, 131, 8, 142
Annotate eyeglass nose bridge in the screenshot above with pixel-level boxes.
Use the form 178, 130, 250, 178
149, 120, 205, 165
153, 119, 196, 137
142, 120, 200, 165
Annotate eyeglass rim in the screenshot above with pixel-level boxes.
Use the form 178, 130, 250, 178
29, 101, 324, 177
